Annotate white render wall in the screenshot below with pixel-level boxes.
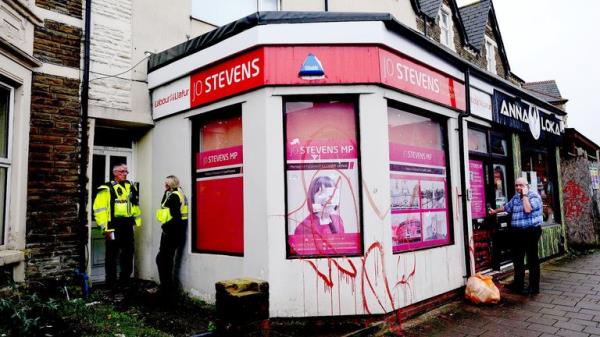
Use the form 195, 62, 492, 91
145, 83, 467, 316
329, 0, 417, 29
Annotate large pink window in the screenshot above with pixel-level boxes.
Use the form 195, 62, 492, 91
388, 106, 452, 252
285, 99, 362, 258
193, 108, 243, 255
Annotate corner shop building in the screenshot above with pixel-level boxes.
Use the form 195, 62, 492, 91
142, 12, 566, 317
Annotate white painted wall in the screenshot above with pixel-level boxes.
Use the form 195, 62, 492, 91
328, 0, 417, 29
144, 82, 467, 317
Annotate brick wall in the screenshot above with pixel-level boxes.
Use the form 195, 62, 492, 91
27, 2, 83, 281
26, 73, 82, 280
36, 0, 82, 19
560, 156, 598, 248
34, 20, 82, 68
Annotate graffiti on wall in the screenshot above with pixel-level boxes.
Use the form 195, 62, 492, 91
563, 180, 589, 219
561, 155, 596, 247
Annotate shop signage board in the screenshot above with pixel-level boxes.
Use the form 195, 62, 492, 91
285, 101, 362, 257
151, 46, 466, 119
151, 76, 191, 120
379, 48, 466, 111
470, 87, 492, 121
492, 90, 564, 142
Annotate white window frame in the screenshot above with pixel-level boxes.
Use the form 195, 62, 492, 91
438, 5, 455, 51
485, 36, 497, 75
0, 81, 14, 248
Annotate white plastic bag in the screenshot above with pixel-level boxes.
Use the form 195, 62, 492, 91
465, 273, 500, 304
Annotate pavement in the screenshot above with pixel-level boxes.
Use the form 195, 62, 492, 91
399, 251, 600, 337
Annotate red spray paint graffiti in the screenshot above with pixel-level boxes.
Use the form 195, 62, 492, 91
563, 180, 589, 219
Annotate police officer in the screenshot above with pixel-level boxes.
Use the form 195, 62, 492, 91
93, 164, 141, 289
155, 175, 188, 298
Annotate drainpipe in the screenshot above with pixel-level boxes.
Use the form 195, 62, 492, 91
77, 0, 92, 296
324, 0, 329, 11
458, 67, 472, 278
423, 14, 428, 37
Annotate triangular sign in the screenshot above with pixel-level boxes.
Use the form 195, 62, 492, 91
298, 53, 325, 78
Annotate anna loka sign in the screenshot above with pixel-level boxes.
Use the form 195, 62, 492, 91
492, 90, 564, 142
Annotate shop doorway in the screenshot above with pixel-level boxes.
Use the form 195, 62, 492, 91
468, 128, 513, 272
90, 147, 134, 283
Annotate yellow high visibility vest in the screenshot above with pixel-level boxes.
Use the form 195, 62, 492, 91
93, 181, 142, 231
156, 189, 188, 224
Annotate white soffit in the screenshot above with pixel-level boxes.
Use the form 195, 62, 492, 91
148, 20, 464, 90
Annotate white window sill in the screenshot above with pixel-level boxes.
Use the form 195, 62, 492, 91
0, 250, 25, 266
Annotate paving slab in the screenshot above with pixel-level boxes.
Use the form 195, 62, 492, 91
398, 252, 600, 337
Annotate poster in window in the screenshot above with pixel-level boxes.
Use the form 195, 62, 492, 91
469, 160, 486, 219
388, 107, 451, 252
286, 101, 362, 257
195, 114, 244, 254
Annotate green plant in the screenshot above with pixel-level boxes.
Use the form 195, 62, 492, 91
0, 291, 62, 337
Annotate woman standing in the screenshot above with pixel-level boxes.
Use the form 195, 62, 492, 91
155, 175, 188, 300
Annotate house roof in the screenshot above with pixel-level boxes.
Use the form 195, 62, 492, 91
523, 80, 567, 104
417, 0, 443, 20
458, 0, 491, 50
565, 128, 600, 153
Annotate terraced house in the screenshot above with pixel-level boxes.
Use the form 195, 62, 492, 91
1, 0, 571, 320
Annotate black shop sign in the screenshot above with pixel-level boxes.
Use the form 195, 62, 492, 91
492, 90, 564, 143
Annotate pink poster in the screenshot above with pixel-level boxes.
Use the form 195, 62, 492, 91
388, 109, 450, 253
469, 160, 487, 219
286, 101, 362, 257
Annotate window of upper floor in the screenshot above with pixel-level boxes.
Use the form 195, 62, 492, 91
485, 36, 497, 75
191, 0, 279, 26
438, 5, 455, 51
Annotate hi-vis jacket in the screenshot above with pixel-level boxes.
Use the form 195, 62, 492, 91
93, 180, 142, 232
156, 188, 188, 225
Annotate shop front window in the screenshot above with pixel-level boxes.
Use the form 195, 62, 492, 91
490, 134, 508, 156
493, 164, 508, 208
522, 149, 559, 223
468, 129, 488, 154
388, 106, 452, 252
285, 99, 362, 258
193, 107, 244, 255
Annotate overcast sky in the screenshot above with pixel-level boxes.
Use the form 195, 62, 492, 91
475, 0, 600, 145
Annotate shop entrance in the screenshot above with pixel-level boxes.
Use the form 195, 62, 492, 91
90, 148, 133, 282
89, 127, 135, 283
468, 128, 513, 272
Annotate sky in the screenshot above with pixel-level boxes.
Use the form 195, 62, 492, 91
458, 0, 600, 145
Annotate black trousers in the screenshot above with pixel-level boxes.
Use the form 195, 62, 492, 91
511, 226, 542, 291
105, 218, 135, 287
156, 221, 186, 295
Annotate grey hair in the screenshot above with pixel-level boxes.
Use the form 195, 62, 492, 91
112, 163, 127, 172
165, 175, 180, 189
515, 177, 529, 185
